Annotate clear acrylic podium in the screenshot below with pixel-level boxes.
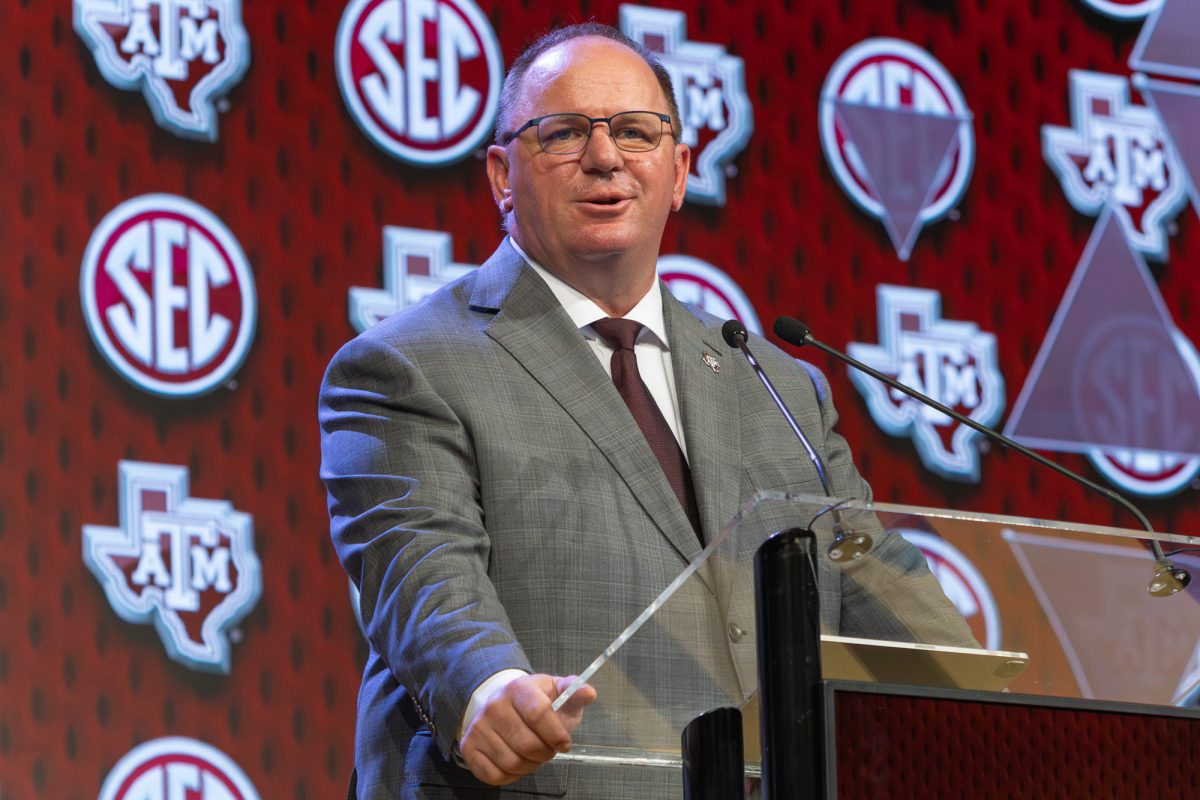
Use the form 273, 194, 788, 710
550, 492, 1200, 794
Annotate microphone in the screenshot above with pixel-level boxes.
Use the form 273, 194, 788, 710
721, 320, 872, 562
772, 316, 1192, 598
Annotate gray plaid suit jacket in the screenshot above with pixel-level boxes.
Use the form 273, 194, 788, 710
319, 239, 975, 799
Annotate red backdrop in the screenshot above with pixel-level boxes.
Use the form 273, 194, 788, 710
2, 0, 1198, 797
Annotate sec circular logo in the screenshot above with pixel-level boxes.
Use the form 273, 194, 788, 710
900, 530, 1001, 650
819, 38, 974, 234
1079, 0, 1163, 20
99, 737, 260, 800
336, 0, 503, 166
81, 194, 256, 398
659, 255, 763, 334
1088, 329, 1200, 496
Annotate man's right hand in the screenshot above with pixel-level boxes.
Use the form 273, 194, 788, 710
459, 673, 597, 786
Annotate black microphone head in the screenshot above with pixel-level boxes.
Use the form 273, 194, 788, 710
773, 316, 812, 346
721, 319, 748, 347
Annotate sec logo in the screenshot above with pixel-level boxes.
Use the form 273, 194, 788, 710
80, 194, 256, 398
99, 737, 260, 800
900, 530, 1001, 650
335, 0, 502, 166
1080, 0, 1163, 20
819, 38, 974, 260
658, 255, 762, 334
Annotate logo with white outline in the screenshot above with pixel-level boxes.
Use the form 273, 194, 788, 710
819, 39, 974, 260
620, 5, 753, 206
1080, 0, 1163, 20
81, 194, 256, 398
847, 285, 1004, 482
100, 737, 260, 799
1087, 330, 1200, 496
74, 0, 250, 140
1043, 71, 1186, 262
658, 255, 762, 333
335, 0, 502, 167
900, 530, 1001, 650
349, 227, 477, 331
83, 461, 261, 673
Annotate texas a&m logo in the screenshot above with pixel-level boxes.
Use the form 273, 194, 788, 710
1043, 71, 1186, 261
349, 226, 477, 332
74, 0, 250, 140
81, 194, 257, 398
819, 39, 974, 261
335, 0, 502, 166
848, 286, 1004, 482
620, 5, 753, 206
83, 461, 261, 673
100, 737, 260, 800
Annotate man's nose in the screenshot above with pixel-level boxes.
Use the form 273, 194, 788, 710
579, 123, 624, 172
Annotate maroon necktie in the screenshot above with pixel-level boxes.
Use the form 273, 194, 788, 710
591, 318, 703, 542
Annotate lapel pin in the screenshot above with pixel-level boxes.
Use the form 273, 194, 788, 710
701, 352, 721, 373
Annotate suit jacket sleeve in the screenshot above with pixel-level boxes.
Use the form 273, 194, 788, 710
319, 332, 533, 759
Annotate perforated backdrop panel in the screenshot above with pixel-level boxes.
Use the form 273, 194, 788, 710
2, 0, 1198, 797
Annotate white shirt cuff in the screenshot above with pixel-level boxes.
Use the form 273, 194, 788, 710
457, 668, 529, 742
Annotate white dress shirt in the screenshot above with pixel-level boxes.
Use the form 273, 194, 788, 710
458, 240, 691, 743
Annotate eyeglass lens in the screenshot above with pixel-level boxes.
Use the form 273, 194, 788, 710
538, 112, 664, 154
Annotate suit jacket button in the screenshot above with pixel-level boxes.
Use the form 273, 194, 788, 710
727, 622, 746, 642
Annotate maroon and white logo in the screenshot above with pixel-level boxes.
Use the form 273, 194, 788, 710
99, 737, 260, 800
819, 39, 974, 261
620, 5, 753, 206
1042, 71, 1185, 261
900, 530, 1001, 649
73, 0, 250, 140
81, 194, 256, 398
83, 461, 261, 673
335, 0, 502, 166
1080, 0, 1163, 20
658, 255, 762, 334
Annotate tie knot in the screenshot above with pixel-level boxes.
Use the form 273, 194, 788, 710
591, 317, 644, 351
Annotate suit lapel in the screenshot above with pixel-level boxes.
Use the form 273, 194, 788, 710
474, 242, 703, 565
662, 296, 742, 549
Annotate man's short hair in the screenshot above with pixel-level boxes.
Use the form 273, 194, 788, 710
494, 23, 683, 144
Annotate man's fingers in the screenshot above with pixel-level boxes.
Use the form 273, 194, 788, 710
461, 721, 546, 784
552, 675, 597, 732
459, 672, 597, 786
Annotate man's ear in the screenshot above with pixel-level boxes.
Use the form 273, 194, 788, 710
486, 145, 514, 213
671, 142, 691, 212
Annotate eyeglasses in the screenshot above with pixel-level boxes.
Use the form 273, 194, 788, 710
503, 111, 674, 155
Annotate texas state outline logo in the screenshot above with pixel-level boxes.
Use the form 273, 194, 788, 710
847, 285, 1004, 482
620, 4, 753, 206
1043, 70, 1186, 262
83, 461, 261, 673
74, 0, 250, 141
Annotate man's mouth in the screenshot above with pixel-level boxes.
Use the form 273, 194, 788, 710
581, 194, 630, 206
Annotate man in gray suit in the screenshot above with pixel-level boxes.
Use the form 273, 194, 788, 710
320, 23, 974, 799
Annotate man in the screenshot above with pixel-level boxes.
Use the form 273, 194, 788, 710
320, 24, 974, 799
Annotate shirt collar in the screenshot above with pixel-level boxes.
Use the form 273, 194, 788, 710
509, 237, 670, 349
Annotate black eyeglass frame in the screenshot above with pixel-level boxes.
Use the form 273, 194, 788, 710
501, 110, 675, 153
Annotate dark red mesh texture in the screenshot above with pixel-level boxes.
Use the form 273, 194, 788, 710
1, 0, 1197, 797
834, 688, 1200, 798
